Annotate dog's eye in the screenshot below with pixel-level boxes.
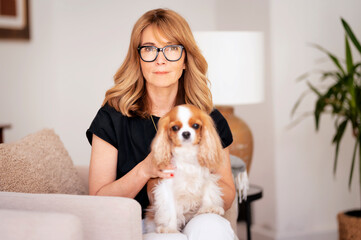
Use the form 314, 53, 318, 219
192, 123, 200, 130
171, 125, 180, 132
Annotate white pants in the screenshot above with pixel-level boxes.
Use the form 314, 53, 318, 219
143, 213, 236, 240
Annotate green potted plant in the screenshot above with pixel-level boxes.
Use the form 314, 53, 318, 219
292, 18, 361, 240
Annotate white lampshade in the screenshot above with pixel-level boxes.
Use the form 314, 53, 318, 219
193, 31, 264, 106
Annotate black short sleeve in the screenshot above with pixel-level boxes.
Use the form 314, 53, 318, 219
210, 109, 233, 148
86, 105, 118, 149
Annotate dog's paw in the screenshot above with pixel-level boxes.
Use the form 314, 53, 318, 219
156, 226, 180, 234
197, 205, 225, 216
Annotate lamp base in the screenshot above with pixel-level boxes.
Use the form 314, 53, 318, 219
216, 106, 253, 173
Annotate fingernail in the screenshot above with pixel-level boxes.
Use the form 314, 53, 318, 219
170, 173, 174, 177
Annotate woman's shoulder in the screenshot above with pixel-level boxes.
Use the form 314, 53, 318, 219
86, 103, 136, 147
98, 103, 150, 126
99, 103, 127, 119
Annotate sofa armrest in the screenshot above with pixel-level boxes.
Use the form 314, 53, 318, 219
0, 209, 83, 240
0, 192, 142, 240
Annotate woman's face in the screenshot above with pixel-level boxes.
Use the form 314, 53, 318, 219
139, 25, 185, 89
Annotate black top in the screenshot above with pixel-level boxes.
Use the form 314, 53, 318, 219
86, 104, 233, 217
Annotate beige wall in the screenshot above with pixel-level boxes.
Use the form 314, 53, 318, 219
270, 0, 360, 239
214, 0, 277, 238
0, 0, 218, 164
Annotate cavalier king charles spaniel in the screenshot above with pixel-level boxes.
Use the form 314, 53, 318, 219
145, 104, 225, 233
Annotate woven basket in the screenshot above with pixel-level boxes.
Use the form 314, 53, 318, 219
338, 210, 361, 240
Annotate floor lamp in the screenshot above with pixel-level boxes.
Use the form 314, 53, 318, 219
194, 31, 264, 173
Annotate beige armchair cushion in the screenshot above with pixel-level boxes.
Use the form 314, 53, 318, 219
0, 129, 87, 195
0, 192, 143, 240
0, 209, 83, 240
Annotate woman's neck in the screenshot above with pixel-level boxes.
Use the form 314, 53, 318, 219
147, 84, 178, 117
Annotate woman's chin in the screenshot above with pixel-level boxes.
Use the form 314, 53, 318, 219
147, 80, 179, 89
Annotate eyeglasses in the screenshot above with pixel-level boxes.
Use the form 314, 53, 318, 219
138, 45, 185, 62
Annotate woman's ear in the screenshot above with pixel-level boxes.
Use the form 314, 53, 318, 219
198, 113, 224, 171
151, 116, 172, 169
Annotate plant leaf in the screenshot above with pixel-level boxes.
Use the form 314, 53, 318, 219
342, 18, 361, 55
348, 138, 359, 190
286, 111, 314, 130
354, 63, 361, 78
344, 36, 357, 115
296, 72, 310, 82
333, 119, 348, 143
307, 81, 322, 96
291, 90, 310, 117
311, 43, 346, 76
314, 96, 327, 130
321, 71, 340, 82
307, 81, 325, 130
345, 35, 353, 75
333, 119, 348, 175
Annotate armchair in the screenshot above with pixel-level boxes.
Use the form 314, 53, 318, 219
0, 129, 239, 240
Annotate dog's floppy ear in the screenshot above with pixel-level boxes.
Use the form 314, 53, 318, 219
198, 112, 224, 171
151, 116, 172, 169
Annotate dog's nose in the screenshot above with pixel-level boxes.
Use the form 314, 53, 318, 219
182, 131, 191, 140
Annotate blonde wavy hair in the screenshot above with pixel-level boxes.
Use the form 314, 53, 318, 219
103, 8, 212, 118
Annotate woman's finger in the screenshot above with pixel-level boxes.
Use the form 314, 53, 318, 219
158, 170, 174, 179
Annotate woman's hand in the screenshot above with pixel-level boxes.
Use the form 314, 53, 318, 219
141, 152, 176, 179
89, 135, 175, 198
143, 153, 175, 205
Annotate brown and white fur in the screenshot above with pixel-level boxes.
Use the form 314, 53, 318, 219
145, 104, 225, 233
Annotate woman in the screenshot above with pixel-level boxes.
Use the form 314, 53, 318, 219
86, 8, 236, 239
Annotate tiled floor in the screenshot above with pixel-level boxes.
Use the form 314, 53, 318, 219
237, 222, 262, 240
237, 222, 248, 240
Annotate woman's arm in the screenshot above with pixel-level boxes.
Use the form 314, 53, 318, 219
216, 147, 236, 211
89, 134, 173, 197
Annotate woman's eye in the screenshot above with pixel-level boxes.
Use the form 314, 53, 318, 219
172, 126, 180, 131
192, 124, 200, 130
165, 46, 179, 52
170, 46, 180, 51
144, 46, 154, 52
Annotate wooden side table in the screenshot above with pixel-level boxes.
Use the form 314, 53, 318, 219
238, 184, 263, 240
0, 124, 11, 143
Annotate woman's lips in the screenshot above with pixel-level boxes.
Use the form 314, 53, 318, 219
154, 71, 169, 74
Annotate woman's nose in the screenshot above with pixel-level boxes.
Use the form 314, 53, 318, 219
155, 51, 167, 64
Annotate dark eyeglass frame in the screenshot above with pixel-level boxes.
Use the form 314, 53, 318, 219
137, 44, 185, 62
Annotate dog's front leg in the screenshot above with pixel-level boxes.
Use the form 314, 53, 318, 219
153, 179, 178, 233
197, 174, 225, 216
